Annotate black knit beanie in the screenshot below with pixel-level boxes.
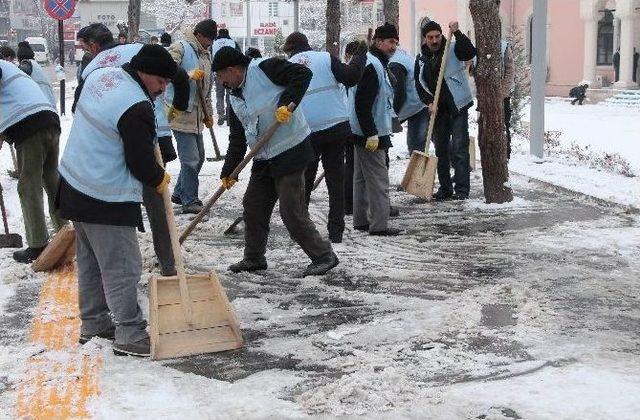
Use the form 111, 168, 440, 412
373, 22, 399, 40
212, 46, 251, 71
130, 44, 177, 79
17, 41, 34, 61
194, 19, 217, 40
218, 28, 230, 39
421, 20, 443, 37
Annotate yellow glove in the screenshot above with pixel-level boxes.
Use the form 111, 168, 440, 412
203, 115, 214, 128
167, 105, 181, 122
365, 135, 379, 152
189, 69, 205, 80
275, 105, 292, 124
221, 177, 237, 190
156, 172, 171, 194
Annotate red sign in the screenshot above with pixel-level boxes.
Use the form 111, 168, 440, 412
253, 22, 277, 36
44, 0, 75, 20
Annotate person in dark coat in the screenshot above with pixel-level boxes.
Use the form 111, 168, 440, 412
613, 49, 620, 82
214, 46, 338, 277
569, 83, 588, 105
283, 31, 366, 243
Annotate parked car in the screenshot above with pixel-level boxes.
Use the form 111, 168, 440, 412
24, 37, 49, 64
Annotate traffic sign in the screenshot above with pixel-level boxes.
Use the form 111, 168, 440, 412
44, 0, 75, 21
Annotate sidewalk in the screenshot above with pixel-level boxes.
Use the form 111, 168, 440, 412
2, 159, 638, 418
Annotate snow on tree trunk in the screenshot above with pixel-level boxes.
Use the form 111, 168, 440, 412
469, 0, 513, 204
128, 0, 141, 42
382, 0, 399, 29
325, 0, 340, 56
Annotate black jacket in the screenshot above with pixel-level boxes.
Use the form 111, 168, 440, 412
221, 57, 315, 179
415, 30, 476, 116
289, 47, 367, 144
352, 46, 393, 149
57, 64, 166, 230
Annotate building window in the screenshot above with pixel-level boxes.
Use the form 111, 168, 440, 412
230, 2, 243, 17
597, 10, 614, 65
376, 3, 384, 26
268, 2, 279, 18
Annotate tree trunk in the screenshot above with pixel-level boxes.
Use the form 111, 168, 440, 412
469, 0, 513, 204
383, 0, 399, 29
128, 0, 141, 42
326, 0, 341, 57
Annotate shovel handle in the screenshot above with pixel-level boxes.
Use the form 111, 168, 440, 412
196, 81, 223, 159
154, 146, 194, 325
179, 102, 297, 244
424, 31, 454, 155
0, 182, 9, 235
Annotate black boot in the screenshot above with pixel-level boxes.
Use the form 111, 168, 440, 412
79, 325, 116, 344
302, 253, 339, 277
229, 259, 268, 273
432, 190, 454, 201
13, 246, 46, 264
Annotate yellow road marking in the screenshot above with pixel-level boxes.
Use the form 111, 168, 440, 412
16, 264, 102, 418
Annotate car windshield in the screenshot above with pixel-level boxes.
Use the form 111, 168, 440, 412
31, 44, 45, 52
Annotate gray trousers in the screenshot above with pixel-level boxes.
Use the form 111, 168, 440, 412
353, 147, 390, 232
142, 185, 176, 276
243, 167, 333, 264
74, 221, 148, 345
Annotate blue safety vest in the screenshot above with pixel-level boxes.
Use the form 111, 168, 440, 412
0, 60, 55, 132
229, 58, 310, 160
348, 52, 393, 137
389, 48, 425, 121
289, 50, 348, 132
165, 40, 200, 112
59, 67, 150, 203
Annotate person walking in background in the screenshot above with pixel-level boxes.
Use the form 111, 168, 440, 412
569, 83, 588, 105
211, 28, 240, 126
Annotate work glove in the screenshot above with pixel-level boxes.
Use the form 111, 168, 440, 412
167, 105, 181, 122
203, 115, 214, 128
275, 105, 292, 124
156, 171, 171, 195
365, 135, 379, 152
189, 69, 205, 80
221, 177, 237, 190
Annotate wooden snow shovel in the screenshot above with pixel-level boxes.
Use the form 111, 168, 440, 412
196, 82, 225, 162
179, 103, 297, 244
31, 224, 75, 272
400, 32, 453, 200
149, 146, 242, 360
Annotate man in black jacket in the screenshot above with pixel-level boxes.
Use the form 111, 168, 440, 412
283, 32, 367, 243
416, 20, 476, 200
349, 23, 402, 236
57, 45, 174, 357
213, 46, 338, 277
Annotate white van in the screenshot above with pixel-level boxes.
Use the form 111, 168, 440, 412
24, 37, 49, 64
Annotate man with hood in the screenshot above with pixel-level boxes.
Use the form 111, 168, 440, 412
349, 23, 402, 236
166, 19, 216, 214
282, 31, 367, 243
415, 20, 476, 201
213, 46, 339, 277
211, 28, 240, 125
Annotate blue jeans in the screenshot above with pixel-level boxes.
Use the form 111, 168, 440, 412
405, 108, 429, 154
433, 110, 470, 197
173, 130, 205, 205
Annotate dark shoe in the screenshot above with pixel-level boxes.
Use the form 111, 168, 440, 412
452, 193, 469, 201
229, 259, 268, 273
113, 337, 150, 357
79, 325, 116, 344
344, 209, 353, 216
353, 224, 369, 232
13, 246, 46, 264
432, 191, 454, 201
182, 203, 203, 214
370, 228, 402, 236
217, 115, 226, 126
303, 253, 339, 277
389, 206, 400, 217
171, 195, 182, 205
329, 232, 343, 244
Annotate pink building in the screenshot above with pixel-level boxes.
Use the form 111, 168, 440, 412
399, 0, 640, 96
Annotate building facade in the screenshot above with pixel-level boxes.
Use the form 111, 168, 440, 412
400, 0, 640, 95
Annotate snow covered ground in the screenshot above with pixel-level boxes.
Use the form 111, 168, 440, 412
0, 96, 639, 418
